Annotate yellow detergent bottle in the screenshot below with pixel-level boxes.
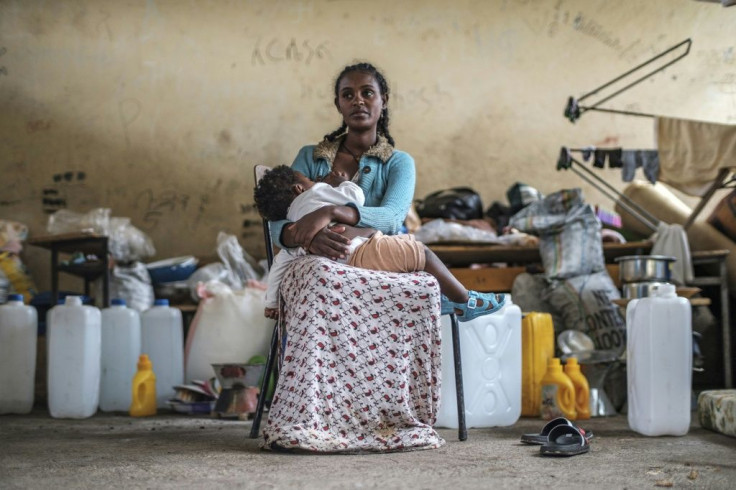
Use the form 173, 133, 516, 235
540, 358, 577, 421
129, 354, 157, 417
564, 357, 591, 420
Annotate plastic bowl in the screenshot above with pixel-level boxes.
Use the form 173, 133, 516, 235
146, 256, 199, 284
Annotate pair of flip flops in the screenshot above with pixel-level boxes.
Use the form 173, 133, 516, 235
521, 417, 592, 457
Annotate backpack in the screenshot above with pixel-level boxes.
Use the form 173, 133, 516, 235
415, 187, 483, 221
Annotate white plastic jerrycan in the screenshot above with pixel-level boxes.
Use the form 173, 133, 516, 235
100, 298, 141, 412
436, 296, 522, 429
47, 296, 101, 419
627, 283, 692, 436
0, 294, 38, 414
141, 299, 183, 408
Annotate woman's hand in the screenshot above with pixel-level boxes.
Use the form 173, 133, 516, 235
291, 207, 335, 249
291, 205, 362, 259
306, 225, 351, 260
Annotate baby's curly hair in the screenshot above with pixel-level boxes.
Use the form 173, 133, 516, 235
253, 165, 298, 222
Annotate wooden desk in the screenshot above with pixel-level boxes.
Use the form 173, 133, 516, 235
428, 240, 653, 292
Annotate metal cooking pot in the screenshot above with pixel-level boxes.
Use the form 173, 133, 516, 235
622, 281, 670, 299
614, 255, 675, 283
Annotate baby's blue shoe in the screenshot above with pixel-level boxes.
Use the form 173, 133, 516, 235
454, 291, 505, 322
440, 294, 455, 315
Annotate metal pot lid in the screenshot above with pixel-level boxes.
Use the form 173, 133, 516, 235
614, 254, 677, 262
557, 329, 595, 355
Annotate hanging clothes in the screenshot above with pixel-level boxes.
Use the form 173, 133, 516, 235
656, 116, 736, 196
621, 150, 659, 184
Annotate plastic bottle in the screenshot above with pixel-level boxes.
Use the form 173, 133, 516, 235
0, 294, 38, 414
141, 299, 183, 408
100, 299, 141, 412
627, 283, 692, 436
47, 296, 101, 418
564, 357, 591, 420
539, 357, 577, 421
129, 354, 157, 417
436, 297, 522, 428
521, 312, 555, 416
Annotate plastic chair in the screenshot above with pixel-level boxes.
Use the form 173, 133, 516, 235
248, 165, 467, 441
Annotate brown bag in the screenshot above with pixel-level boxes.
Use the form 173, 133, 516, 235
707, 189, 736, 243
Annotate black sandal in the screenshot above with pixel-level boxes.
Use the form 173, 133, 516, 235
520, 417, 593, 445
539, 424, 590, 457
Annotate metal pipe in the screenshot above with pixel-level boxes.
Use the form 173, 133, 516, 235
569, 157, 661, 230
570, 166, 659, 233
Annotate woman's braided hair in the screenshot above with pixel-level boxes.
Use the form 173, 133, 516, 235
323, 62, 395, 146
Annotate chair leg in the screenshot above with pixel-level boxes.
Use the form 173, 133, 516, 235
450, 312, 467, 441
249, 322, 279, 439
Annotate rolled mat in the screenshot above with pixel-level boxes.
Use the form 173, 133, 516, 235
615, 180, 736, 295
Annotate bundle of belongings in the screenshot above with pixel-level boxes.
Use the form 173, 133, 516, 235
509, 188, 626, 356
0, 220, 37, 304
412, 183, 541, 246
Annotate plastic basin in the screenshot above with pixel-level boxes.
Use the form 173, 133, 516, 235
146, 256, 198, 284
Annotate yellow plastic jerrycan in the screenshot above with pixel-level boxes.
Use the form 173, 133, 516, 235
540, 358, 577, 421
129, 354, 157, 417
564, 357, 591, 420
521, 312, 555, 416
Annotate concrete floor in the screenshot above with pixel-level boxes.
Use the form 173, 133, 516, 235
1, 409, 735, 489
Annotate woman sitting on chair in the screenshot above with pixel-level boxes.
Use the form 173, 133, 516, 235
262, 62, 495, 453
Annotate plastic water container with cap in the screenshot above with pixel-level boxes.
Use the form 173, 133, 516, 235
100, 298, 141, 412
627, 283, 692, 436
47, 296, 101, 418
141, 299, 183, 408
0, 294, 38, 414
436, 297, 522, 429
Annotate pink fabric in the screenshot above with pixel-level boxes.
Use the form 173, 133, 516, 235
262, 256, 445, 453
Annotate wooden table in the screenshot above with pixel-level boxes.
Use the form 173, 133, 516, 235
428, 240, 653, 292
28, 232, 110, 307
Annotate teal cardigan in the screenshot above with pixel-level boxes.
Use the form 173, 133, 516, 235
270, 137, 416, 250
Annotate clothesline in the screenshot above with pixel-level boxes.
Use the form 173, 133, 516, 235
562, 146, 659, 184
557, 146, 661, 233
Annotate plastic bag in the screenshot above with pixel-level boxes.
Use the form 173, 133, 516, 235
506, 182, 544, 214
109, 262, 155, 312
46, 208, 155, 263
215, 232, 261, 289
187, 263, 230, 302
415, 187, 483, 220
0, 220, 29, 254
184, 280, 271, 382
414, 218, 499, 244
109, 217, 156, 263
47, 208, 111, 235
0, 252, 37, 303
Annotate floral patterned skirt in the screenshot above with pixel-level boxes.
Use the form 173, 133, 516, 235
261, 256, 445, 453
